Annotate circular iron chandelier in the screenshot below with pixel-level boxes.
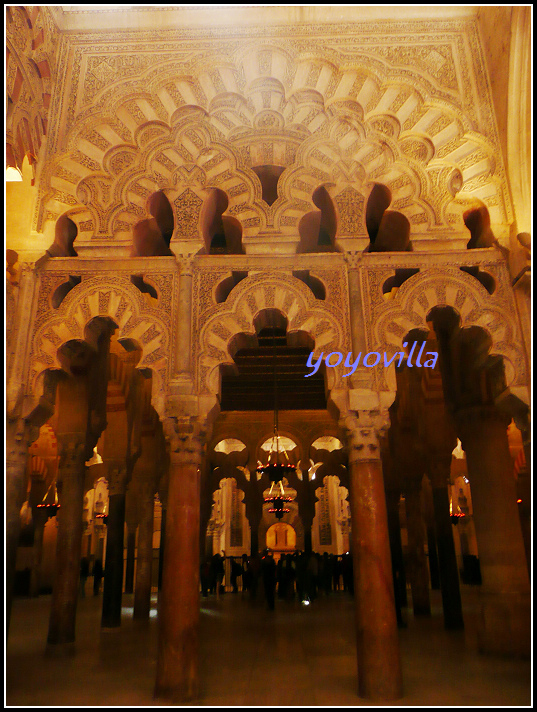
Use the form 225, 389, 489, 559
255, 324, 296, 519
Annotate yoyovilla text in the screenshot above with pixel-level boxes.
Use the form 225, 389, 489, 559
305, 342, 438, 378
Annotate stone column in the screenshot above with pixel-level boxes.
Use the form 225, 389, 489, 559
6, 418, 37, 634
176, 260, 193, 375
404, 480, 431, 616
46, 434, 87, 652
428, 456, 464, 630
385, 488, 407, 619
344, 255, 371, 390
134, 483, 155, 620
101, 464, 128, 628
343, 412, 402, 701
155, 418, 206, 702
457, 407, 530, 656
29, 506, 49, 597
158, 503, 166, 591
124, 525, 137, 595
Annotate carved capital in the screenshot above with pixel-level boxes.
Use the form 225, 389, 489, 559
6, 418, 40, 469
107, 464, 130, 496
426, 450, 453, 489
341, 409, 390, 463
163, 416, 207, 467
56, 434, 87, 491
455, 406, 511, 450
344, 251, 362, 269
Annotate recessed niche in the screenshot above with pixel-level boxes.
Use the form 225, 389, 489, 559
131, 275, 158, 300
382, 268, 419, 295
292, 270, 326, 300
52, 275, 82, 308
251, 165, 286, 206
460, 266, 495, 294
215, 271, 248, 304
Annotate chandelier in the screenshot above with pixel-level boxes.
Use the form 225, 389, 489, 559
36, 478, 60, 518
256, 324, 296, 519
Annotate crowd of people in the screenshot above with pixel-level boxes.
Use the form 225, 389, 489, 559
200, 551, 354, 608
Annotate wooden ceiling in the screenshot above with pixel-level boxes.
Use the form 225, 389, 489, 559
220, 327, 326, 412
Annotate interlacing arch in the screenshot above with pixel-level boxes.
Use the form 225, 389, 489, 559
371, 267, 527, 392
37, 44, 508, 244
28, 276, 170, 418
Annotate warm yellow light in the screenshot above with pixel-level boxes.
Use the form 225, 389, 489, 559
6, 166, 23, 182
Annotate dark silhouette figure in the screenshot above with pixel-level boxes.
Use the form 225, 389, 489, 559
200, 558, 211, 597
80, 556, 89, 598
93, 559, 104, 596
261, 550, 277, 610
211, 553, 225, 598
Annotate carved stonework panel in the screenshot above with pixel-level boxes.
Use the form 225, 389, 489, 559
33, 20, 512, 247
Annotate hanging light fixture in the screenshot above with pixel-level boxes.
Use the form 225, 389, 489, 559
36, 478, 60, 518
256, 323, 296, 519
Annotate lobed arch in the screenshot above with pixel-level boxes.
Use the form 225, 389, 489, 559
197, 272, 349, 398
27, 276, 170, 420
36, 43, 511, 243
371, 266, 527, 392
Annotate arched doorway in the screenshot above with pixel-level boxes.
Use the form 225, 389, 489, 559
266, 522, 296, 561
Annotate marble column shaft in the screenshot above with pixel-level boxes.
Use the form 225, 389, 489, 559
155, 423, 205, 701
124, 527, 136, 594
29, 508, 49, 597
404, 484, 431, 616
427, 456, 464, 630
101, 466, 128, 628
134, 486, 155, 620
47, 435, 87, 651
385, 488, 408, 614
176, 266, 193, 374
458, 407, 530, 656
345, 414, 402, 701
6, 420, 35, 634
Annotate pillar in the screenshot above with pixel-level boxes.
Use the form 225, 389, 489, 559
385, 488, 407, 619
134, 483, 155, 620
343, 412, 402, 701
6, 419, 36, 634
155, 418, 206, 701
176, 261, 193, 375
158, 503, 166, 591
124, 525, 136, 595
29, 507, 49, 597
457, 407, 530, 656
404, 481, 431, 616
101, 464, 128, 628
46, 434, 87, 652
428, 456, 464, 630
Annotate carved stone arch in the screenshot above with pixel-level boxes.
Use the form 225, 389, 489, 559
28, 276, 170, 419
372, 267, 527, 391
197, 271, 348, 398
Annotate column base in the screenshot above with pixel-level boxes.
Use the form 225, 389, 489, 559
45, 641, 76, 657
154, 679, 199, 703
478, 589, 530, 658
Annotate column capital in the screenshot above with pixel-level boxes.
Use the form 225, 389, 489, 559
179, 257, 195, 277
425, 450, 453, 489
344, 250, 362, 269
340, 410, 390, 463
6, 418, 40, 465
163, 416, 208, 467
107, 463, 129, 496
455, 406, 511, 448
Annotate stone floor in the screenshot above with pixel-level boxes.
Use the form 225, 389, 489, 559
6, 586, 532, 706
